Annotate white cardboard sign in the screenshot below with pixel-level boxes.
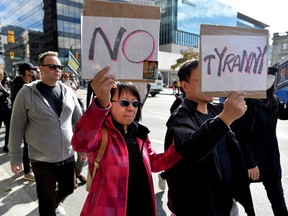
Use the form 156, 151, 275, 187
200, 25, 269, 98
81, 16, 160, 81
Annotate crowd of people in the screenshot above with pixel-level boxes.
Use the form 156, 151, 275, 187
1, 52, 288, 216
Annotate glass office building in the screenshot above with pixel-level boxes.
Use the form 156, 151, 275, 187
0, 0, 82, 76
155, 0, 267, 53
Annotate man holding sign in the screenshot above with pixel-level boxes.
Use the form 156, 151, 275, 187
163, 60, 255, 215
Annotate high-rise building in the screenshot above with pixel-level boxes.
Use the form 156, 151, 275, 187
155, 0, 268, 53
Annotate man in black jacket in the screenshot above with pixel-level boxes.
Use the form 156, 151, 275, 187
164, 60, 255, 216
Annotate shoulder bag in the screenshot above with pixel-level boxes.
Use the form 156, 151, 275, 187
86, 127, 108, 192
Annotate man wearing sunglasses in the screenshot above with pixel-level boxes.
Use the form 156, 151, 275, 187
8, 51, 82, 216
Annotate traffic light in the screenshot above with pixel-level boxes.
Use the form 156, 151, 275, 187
8, 30, 15, 43
76, 52, 79, 59
10, 52, 14, 59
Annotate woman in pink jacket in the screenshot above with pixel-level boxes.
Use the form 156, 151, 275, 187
72, 67, 181, 216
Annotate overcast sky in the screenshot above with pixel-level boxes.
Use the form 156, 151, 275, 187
219, 0, 287, 37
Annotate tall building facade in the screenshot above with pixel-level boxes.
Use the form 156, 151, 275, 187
155, 0, 268, 53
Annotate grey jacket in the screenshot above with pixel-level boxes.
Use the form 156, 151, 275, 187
8, 81, 82, 164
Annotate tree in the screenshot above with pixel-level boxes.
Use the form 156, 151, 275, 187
170, 48, 199, 70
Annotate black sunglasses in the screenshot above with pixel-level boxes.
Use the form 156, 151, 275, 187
111, 100, 141, 108
42, 64, 64, 70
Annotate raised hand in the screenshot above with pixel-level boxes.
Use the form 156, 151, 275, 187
218, 91, 247, 126
90, 66, 117, 108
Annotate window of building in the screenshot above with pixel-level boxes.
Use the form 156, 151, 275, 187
283, 43, 288, 50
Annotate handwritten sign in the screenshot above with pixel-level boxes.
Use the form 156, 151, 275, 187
82, 1, 160, 81
199, 25, 269, 98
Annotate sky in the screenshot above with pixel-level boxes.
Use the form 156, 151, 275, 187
219, 0, 287, 37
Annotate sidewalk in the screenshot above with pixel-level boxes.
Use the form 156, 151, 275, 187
0, 126, 38, 216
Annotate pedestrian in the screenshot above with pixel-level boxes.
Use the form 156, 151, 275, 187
10, 62, 37, 181
8, 51, 83, 216
60, 72, 72, 88
231, 67, 288, 216
35, 68, 41, 80
176, 79, 180, 93
71, 66, 182, 216
163, 60, 255, 215
172, 80, 176, 93
59, 72, 87, 188
0, 70, 11, 153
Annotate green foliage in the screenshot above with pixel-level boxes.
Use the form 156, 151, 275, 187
170, 49, 199, 70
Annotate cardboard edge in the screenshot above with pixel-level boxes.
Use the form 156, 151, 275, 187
83, 0, 160, 19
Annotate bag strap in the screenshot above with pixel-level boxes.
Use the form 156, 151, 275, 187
91, 128, 108, 179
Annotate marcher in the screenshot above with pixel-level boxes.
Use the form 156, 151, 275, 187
172, 80, 176, 93
59, 73, 87, 188
35, 68, 41, 80
0, 70, 11, 153
10, 62, 37, 181
71, 66, 182, 216
8, 51, 82, 216
231, 67, 288, 216
163, 60, 255, 215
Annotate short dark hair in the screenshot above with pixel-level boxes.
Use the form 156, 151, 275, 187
178, 59, 199, 82
110, 81, 142, 122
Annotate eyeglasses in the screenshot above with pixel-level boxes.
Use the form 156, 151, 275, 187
42, 64, 64, 70
111, 100, 141, 108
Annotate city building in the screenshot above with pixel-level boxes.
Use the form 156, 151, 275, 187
0, 0, 269, 83
155, 0, 268, 54
271, 32, 288, 65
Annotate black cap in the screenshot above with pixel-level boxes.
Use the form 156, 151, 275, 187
268, 66, 278, 75
19, 63, 37, 76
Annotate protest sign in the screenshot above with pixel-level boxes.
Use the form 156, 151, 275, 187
199, 25, 269, 98
82, 0, 160, 82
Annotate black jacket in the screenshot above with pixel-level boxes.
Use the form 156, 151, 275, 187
231, 98, 288, 181
10, 76, 25, 106
164, 99, 255, 216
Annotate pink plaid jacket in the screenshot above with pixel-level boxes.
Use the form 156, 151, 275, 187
72, 99, 182, 216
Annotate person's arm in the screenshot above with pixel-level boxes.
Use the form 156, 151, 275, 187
8, 88, 29, 174
174, 92, 247, 162
148, 138, 182, 172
